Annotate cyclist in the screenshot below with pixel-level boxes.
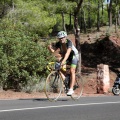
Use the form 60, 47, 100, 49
48, 31, 79, 96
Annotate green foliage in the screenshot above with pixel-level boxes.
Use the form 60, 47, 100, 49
3, 0, 57, 37
1, 0, 113, 35
0, 19, 55, 91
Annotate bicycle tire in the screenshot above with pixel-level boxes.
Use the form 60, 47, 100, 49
44, 71, 63, 102
71, 73, 83, 100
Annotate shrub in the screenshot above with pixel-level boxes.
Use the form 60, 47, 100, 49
0, 21, 55, 92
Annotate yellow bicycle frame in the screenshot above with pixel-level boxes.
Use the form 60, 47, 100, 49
47, 62, 66, 72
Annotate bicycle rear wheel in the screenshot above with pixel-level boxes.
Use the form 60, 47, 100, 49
44, 71, 63, 102
71, 73, 83, 100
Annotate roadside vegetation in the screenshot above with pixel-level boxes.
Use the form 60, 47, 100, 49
0, 0, 120, 92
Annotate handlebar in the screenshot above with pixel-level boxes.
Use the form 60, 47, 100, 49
46, 62, 66, 71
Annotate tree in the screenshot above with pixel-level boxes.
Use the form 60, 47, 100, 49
97, 0, 100, 31
107, 0, 113, 26
73, 0, 83, 73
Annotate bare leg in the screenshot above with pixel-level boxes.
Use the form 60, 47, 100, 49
69, 67, 76, 89
66, 67, 76, 95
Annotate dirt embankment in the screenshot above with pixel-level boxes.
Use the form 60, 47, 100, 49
80, 35, 120, 95
81, 36, 120, 69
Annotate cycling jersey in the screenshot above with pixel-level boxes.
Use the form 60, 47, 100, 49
55, 39, 79, 66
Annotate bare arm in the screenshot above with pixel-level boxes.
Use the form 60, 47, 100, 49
48, 44, 55, 53
48, 44, 62, 62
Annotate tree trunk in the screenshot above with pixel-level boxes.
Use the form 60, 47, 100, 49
88, 0, 91, 29
97, 0, 100, 31
74, 16, 81, 73
73, 0, 83, 73
108, 0, 113, 26
80, 10, 83, 31
118, 10, 120, 25
83, 10, 87, 33
69, 11, 72, 30
62, 11, 66, 32
11, 0, 14, 10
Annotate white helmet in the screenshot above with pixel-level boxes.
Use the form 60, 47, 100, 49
57, 31, 67, 38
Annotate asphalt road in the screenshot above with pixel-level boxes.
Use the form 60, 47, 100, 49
0, 96, 120, 120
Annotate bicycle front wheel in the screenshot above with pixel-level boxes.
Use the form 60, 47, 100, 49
44, 71, 63, 102
71, 73, 84, 100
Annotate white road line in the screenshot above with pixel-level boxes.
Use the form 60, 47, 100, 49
0, 101, 120, 113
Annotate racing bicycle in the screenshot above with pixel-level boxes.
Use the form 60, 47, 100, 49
44, 62, 84, 102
